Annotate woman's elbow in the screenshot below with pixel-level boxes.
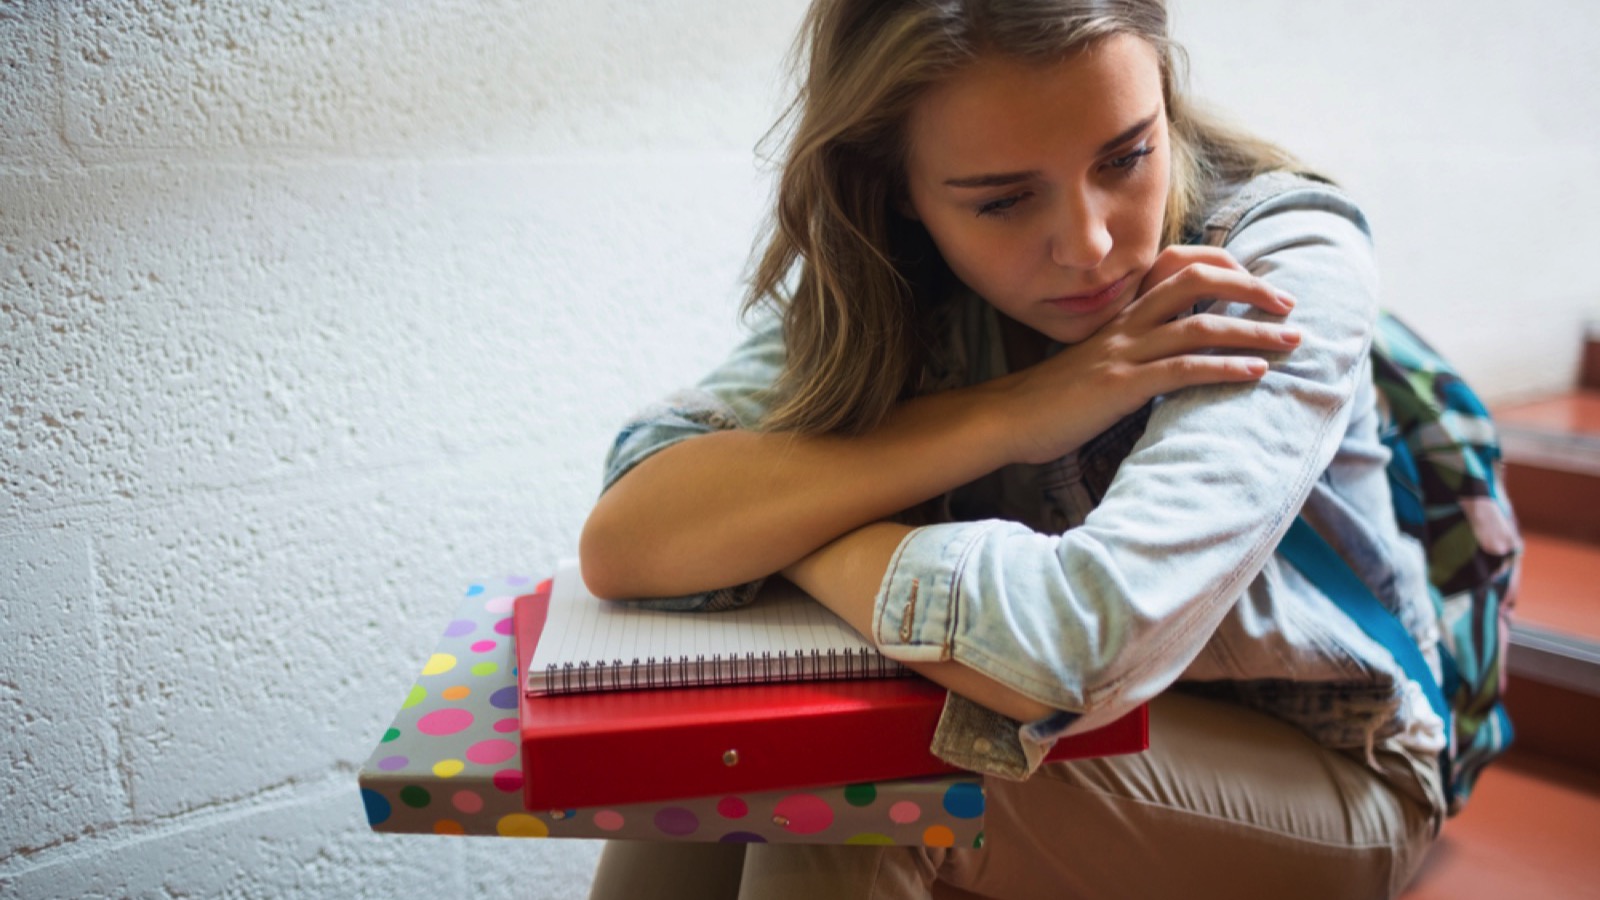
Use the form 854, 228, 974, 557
578, 502, 637, 600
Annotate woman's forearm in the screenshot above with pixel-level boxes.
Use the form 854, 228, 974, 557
782, 521, 1057, 723
582, 246, 1298, 602
580, 381, 1015, 600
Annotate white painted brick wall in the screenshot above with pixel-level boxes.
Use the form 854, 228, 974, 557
3, 2, 1596, 897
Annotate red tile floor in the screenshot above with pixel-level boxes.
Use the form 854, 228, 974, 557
1402, 753, 1600, 899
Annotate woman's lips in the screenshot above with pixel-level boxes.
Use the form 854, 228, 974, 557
1045, 274, 1130, 314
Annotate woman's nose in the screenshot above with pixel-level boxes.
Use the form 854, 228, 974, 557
1049, 194, 1113, 270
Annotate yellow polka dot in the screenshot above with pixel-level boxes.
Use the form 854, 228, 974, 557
433, 759, 465, 778
433, 819, 465, 835
401, 685, 426, 709
441, 685, 470, 701
922, 825, 955, 848
497, 813, 549, 838
422, 653, 458, 676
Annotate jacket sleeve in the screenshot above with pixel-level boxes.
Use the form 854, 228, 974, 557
595, 310, 786, 611
871, 184, 1383, 777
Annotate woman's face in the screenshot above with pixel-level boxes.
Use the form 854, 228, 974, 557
903, 35, 1171, 348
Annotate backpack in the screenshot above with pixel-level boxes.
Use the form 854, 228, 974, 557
1203, 169, 1516, 813
1206, 173, 1520, 814
1370, 312, 1521, 813
1281, 312, 1520, 815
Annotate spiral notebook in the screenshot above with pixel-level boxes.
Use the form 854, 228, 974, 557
524, 560, 909, 696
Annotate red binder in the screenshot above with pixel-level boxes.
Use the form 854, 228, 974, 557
515, 584, 1148, 811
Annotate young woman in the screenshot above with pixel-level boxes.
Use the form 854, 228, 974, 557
581, 1, 1445, 897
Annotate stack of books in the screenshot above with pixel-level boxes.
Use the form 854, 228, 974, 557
515, 561, 1148, 811
360, 565, 1147, 845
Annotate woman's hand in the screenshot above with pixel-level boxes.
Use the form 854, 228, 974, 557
994, 245, 1300, 466
584, 245, 1295, 599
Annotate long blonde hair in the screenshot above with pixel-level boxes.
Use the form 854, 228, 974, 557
748, 0, 1302, 435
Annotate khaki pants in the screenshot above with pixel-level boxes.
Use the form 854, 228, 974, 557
588, 692, 1442, 900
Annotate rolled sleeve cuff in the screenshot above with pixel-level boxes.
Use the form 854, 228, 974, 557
874, 522, 1074, 780
871, 521, 1002, 664
926, 692, 1066, 780
621, 578, 767, 613
600, 388, 745, 494
598, 389, 764, 613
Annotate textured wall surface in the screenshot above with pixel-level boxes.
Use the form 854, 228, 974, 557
3, 2, 1597, 898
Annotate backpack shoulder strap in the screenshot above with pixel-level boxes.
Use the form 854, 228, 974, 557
1279, 518, 1450, 730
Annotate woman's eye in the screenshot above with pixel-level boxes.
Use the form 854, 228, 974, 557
976, 193, 1028, 218
1107, 145, 1155, 172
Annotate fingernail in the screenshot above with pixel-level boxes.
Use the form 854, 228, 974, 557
1276, 291, 1296, 309
1281, 327, 1302, 344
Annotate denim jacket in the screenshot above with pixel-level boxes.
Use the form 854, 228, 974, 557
600, 173, 1447, 814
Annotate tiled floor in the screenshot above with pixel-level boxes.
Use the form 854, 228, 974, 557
1402, 753, 1600, 899
1496, 390, 1600, 436
1498, 390, 1600, 541
1517, 533, 1600, 640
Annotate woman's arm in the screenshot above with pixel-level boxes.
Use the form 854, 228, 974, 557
583, 246, 1298, 601
782, 520, 1058, 723
581, 382, 1011, 600
854, 189, 1384, 746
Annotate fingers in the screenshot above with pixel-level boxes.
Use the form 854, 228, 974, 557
1125, 262, 1295, 329
1142, 353, 1272, 397
1136, 245, 1247, 295
1129, 313, 1301, 365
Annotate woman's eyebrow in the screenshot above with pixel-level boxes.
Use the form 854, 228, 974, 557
943, 170, 1040, 188
1095, 109, 1160, 156
942, 108, 1162, 189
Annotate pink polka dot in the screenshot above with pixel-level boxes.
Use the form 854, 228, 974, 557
492, 768, 524, 793
772, 794, 834, 835
466, 738, 517, 765
485, 594, 515, 614
717, 797, 748, 819
593, 810, 625, 831
416, 708, 474, 736
888, 801, 922, 824
493, 616, 513, 636
470, 640, 497, 653
493, 717, 519, 733
453, 790, 484, 814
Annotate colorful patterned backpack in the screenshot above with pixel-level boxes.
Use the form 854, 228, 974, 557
1371, 312, 1521, 812
1207, 173, 1523, 814
1281, 312, 1520, 815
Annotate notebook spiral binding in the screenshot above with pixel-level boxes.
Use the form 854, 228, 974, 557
548, 648, 910, 695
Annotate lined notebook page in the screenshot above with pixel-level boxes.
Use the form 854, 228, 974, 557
525, 560, 906, 695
